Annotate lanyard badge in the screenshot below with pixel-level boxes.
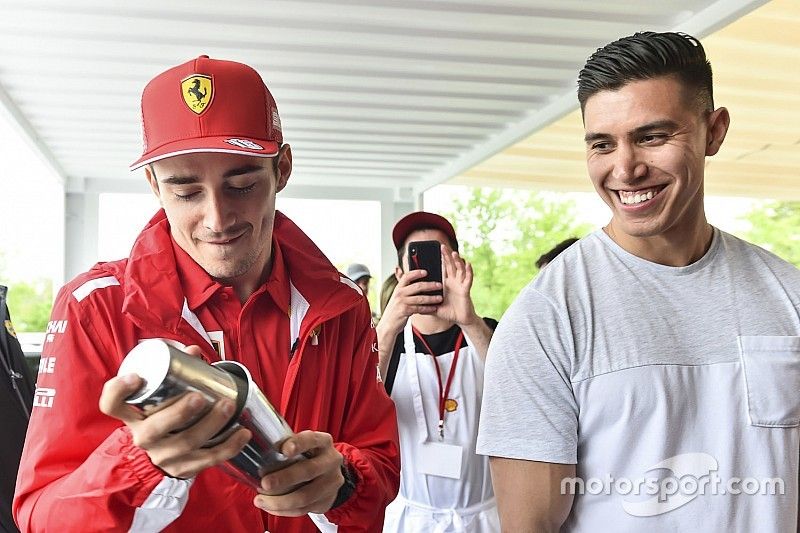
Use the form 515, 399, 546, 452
412, 326, 464, 439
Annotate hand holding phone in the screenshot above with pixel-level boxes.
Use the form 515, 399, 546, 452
407, 240, 443, 298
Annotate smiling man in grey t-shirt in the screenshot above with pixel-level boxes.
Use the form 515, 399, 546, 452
477, 31, 800, 532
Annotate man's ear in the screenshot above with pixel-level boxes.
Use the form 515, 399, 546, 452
394, 265, 403, 282
144, 165, 162, 203
275, 144, 293, 192
705, 107, 730, 157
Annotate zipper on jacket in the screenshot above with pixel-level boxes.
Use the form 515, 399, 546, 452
280, 296, 364, 413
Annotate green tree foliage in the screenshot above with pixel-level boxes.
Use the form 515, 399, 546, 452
0, 250, 55, 331
445, 188, 593, 319
741, 200, 800, 267
5, 279, 53, 332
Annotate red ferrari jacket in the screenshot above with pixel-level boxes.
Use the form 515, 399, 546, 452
14, 210, 400, 533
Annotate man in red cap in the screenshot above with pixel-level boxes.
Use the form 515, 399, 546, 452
377, 211, 499, 532
14, 56, 400, 533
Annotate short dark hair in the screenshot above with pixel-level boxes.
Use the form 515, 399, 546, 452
577, 32, 713, 114
536, 237, 579, 269
396, 225, 459, 268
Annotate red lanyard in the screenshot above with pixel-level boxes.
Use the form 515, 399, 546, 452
412, 326, 464, 439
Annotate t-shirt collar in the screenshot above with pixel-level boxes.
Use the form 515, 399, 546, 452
595, 225, 721, 276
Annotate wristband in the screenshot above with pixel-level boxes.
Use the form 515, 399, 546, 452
330, 461, 358, 509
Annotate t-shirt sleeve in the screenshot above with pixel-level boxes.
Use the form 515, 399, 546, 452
477, 285, 578, 464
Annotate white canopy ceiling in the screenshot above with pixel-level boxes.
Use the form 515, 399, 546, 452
0, 0, 770, 199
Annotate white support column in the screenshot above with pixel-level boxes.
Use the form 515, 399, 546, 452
379, 187, 417, 280
51, 183, 67, 290
61, 177, 150, 283
281, 183, 420, 283
64, 187, 99, 282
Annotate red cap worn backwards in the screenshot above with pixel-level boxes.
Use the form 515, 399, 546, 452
130, 55, 283, 170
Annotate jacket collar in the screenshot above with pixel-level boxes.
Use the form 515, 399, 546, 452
172, 237, 220, 311
114, 209, 362, 333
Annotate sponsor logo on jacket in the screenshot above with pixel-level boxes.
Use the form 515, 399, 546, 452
45, 319, 68, 344
33, 387, 56, 408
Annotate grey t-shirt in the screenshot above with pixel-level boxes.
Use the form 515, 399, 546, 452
477, 228, 800, 532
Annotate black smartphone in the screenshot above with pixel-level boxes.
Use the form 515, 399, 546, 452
407, 240, 443, 297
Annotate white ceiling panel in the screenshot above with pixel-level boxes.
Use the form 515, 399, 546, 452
0, 0, 770, 198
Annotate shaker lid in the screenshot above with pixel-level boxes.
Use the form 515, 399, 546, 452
118, 339, 173, 402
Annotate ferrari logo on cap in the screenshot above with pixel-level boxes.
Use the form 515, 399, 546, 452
181, 74, 213, 114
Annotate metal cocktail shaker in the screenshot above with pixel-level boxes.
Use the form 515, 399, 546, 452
118, 339, 302, 489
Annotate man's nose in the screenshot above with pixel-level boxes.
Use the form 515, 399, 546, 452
202, 191, 234, 233
610, 143, 647, 183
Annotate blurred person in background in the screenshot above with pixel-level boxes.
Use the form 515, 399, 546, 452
0, 285, 34, 533
535, 237, 579, 270
345, 263, 372, 297
378, 274, 399, 318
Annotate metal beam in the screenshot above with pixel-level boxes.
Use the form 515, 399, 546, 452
280, 184, 395, 202
412, 90, 578, 196
412, 0, 772, 196
676, 0, 771, 38
65, 176, 150, 194
0, 80, 69, 185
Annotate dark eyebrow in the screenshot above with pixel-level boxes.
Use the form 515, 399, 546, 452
161, 175, 198, 185
584, 120, 681, 144
160, 164, 266, 185
630, 120, 680, 136
584, 132, 611, 144
222, 164, 265, 179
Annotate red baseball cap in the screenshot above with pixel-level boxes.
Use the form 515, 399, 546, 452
392, 211, 458, 251
130, 55, 282, 170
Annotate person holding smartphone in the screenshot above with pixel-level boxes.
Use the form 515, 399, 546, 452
377, 211, 499, 532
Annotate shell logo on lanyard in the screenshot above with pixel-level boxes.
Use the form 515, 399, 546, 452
412, 325, 464, 439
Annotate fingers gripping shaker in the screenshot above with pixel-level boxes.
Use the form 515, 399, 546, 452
117, 339, 302, 489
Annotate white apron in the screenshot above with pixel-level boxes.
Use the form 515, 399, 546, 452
382, 320, 499, 533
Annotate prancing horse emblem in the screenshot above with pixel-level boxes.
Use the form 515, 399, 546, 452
180, 74, 213, 114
